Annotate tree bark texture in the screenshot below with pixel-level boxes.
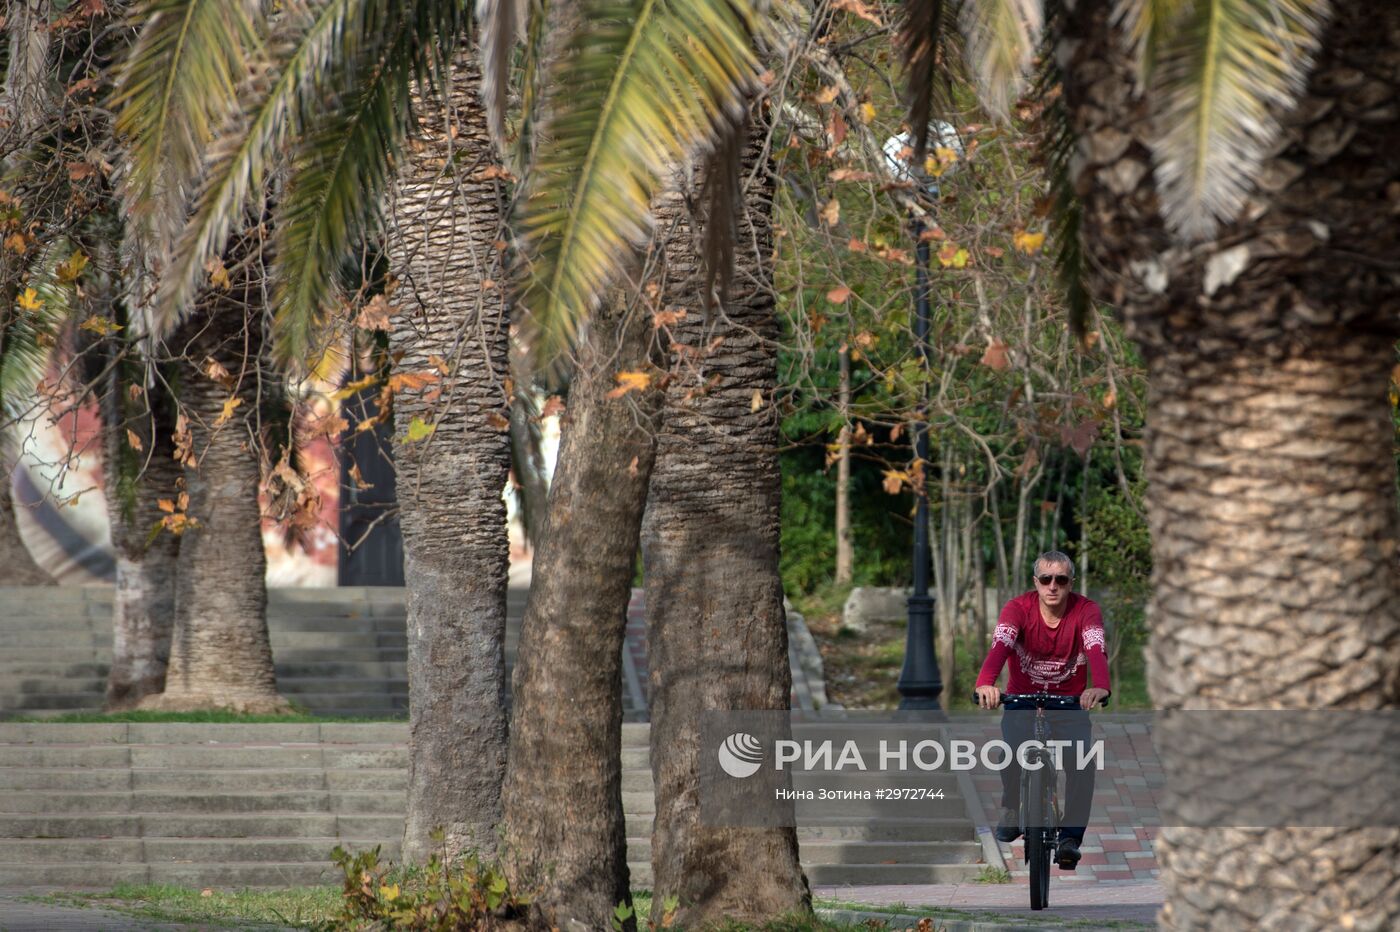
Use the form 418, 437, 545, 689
640, 125, 811, 926
502, 298, 664, 930
148, 248, 285, 714
104, 386, 182, 709
1060, 2, 1400, 928
835, 346, 852, 585
386, 53, 511, 865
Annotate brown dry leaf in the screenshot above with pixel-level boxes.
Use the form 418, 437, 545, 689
853, 422, 868, 444
652, 308, 686, 328
847, 238, 867, 253
820, 198, 841, 226
427, 354, 451, 375
750, 389, 763, 412
829, 168, 874, 183
315, 414, 350, 438
813, 86, 839, 105
355, 294, 394, 331
980, 339, 1011, 371
882, 470, 908, 495
157, 499, 176, 514
213, 396, 242, 427
177, 491, 190, 512
204, 257, 231, 290
126, 429, 143, 451
486, 412, 511, 431
605, 370, 651, 399
628, 456, 640, 478
203, 357, 233, 386
127, 383, 144, 402
539, 396, 565, 420
890, 423, 903, 442
1103, 387, 1117, 410
387, 370, 440, 393
832, 0, 883, 25
349, 463, 373, 491
826, 285, 851, 303
4, 232, 28, 253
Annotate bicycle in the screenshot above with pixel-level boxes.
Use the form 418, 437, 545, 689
972, 691, 1108, 910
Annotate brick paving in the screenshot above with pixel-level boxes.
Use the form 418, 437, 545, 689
814, 879, 1163, 926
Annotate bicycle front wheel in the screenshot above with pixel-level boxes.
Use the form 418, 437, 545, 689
1026, 767, 1052, 910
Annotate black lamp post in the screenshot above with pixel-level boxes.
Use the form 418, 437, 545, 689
896, 215, 943, 712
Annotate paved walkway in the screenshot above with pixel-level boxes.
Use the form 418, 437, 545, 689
814, 880, 1163, 926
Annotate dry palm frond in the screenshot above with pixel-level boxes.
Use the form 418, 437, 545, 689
957, 0, 1043, 121
477, 0, 523, 153
514, 0, 765, 364
1124, 0, 1329, 239
112, 0, 262, 254
900, 0, 954, 162
1, 239, 78, 424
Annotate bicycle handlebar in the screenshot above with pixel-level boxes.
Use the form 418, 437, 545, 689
971, 691, 1110, 709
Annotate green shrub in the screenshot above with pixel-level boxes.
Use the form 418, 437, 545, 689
326, 843, 527, 930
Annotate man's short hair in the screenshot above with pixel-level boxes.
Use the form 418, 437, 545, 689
1033, 551, 1075, 579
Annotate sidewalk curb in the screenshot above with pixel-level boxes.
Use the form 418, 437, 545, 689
817, 907, 1075, 930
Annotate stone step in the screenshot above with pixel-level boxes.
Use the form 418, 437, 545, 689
804, 863, 984, 884
272, 662, 408, 678
0, 678, 106, 695
275, 677, 408, 694
0, 812, 409, 838
0, 663, 108, 678
0, 721, 652, 748
269, 633, 407, 649
0, 694, 105, 711
1, 836, 393, 863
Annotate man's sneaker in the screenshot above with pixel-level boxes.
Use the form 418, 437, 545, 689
1056, 836, 1082, 870
994, 807, 1022, 843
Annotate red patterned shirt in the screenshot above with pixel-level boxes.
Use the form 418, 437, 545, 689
975, 591, 1111, 696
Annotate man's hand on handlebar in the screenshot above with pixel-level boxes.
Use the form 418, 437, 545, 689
1080, 688, 1110, 710
974, 685, 1001, 709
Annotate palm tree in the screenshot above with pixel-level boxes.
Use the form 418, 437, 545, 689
501, 293, 664, 928
639, 126, 810, 927
903, 1, 1400, 926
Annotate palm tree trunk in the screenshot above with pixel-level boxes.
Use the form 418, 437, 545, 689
148, 251, 286, 714
502, 296, 663, 928
640, 128, 810, 927
1059, 2, 1400, 926
386, 53, 511, 864
104, 374, 182, 709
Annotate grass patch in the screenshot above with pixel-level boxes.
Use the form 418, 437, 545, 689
6, 710, 403, 724
37, 884, 1151, 930
974, 865, 1012, 884
39, 883, 340, 928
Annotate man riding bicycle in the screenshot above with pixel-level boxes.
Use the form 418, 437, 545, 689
974, 551, 1110, 870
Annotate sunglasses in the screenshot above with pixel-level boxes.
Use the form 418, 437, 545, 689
1036, 574, 1071, 587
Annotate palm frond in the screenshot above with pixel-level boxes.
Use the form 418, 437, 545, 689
511, 0, 551, 177
270, 19, 421, 367
1113, 0, 1191, 85
956, 0, 1043, 121
1141, 0, 1329, 239
477, 0, 522, 153
514, 0, 765, 363
269, 1, 465, 366
112, 0, 262, 251
0, 238, 79, 424
144, 0, 386, 337
900, 0, 953, 163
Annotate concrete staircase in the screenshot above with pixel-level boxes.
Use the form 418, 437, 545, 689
0, 723, 986, 891
0, 587, 645, 719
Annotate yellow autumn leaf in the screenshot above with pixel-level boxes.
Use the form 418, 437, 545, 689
16, 288, 43, 312
813, 86, 839, 105
214, 396, 242, 427
79, 315, 122, 336
331, 374, 379, 401
937, 245, 969, 269
4, 232, 27, 253
403, 416, 436, 443
859, 102, 876, 124
882, 470, 909, 495
605, 370, 651, 399
1013, 229, 1046, 255
379, 883, 400, 902
56, 251, 88, 283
